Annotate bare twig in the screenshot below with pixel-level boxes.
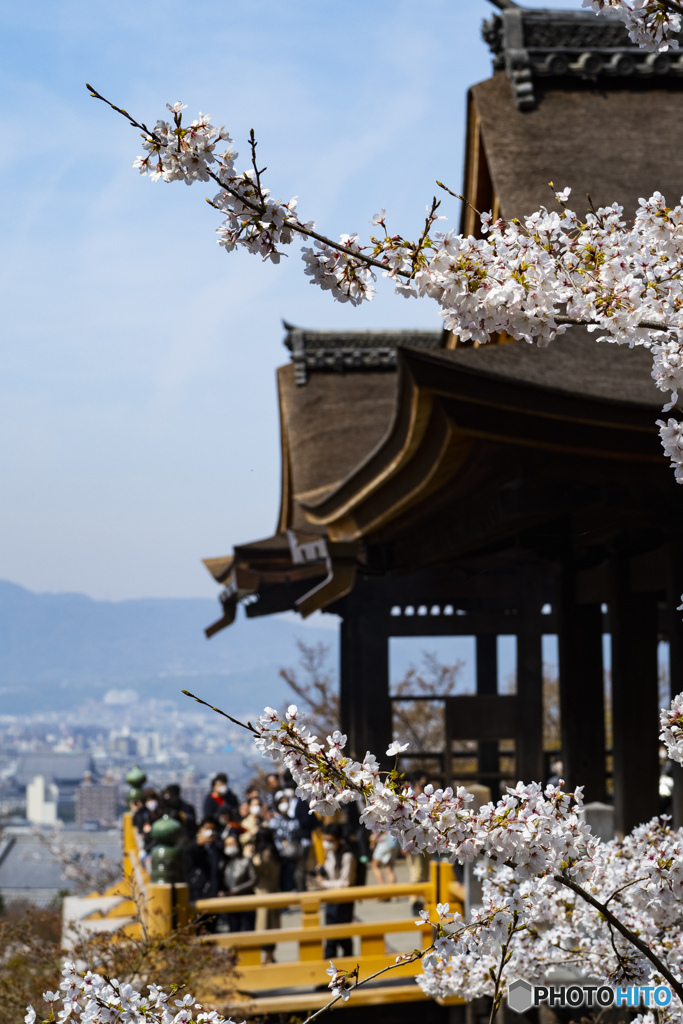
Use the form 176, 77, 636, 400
181, 690, 258, 732
86, 84, 163, 145
248, 128, 267, 213
436, 180, 481, 219
412, 196, 440, 274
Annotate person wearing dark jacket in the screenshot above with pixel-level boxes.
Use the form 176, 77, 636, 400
162, 783, 197, 841
185, 818, 224, 932
203, 773, 240, 824
313, 823, 357, 959
221, 828, 257, 932
136, 788, 163, 853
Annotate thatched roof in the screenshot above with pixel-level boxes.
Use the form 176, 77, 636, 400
472, 72, 683, 218
276, 329, 444, 530
436, 332, 660, 408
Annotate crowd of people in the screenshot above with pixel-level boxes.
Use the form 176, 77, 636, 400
129, 768, 432, 948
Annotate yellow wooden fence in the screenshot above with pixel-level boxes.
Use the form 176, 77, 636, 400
115, 813, 465, 1013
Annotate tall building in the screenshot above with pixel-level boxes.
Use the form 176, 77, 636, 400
75, 772, 119, 827
26, 774, 58, 825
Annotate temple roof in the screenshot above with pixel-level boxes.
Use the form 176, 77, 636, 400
435, 332, 660, 409
282, 322, 443, 385
204, 329, 672, 634
483, 3, 683, 110
470, 72, 683, 221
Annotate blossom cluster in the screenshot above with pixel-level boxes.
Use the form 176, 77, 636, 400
419, 817, 683, 1023
661, 691, 683, 762
584, 0, 682, 53
132, 102, 234, 185
25, 962, 240, 1024
302, 236, 376, 305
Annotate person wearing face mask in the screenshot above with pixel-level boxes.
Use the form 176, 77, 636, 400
240, 796, 266, 848
268, 790, 302, 891
162, 783, 198, 842
203, 773, 240, 825
239, 785, 262, 819
313, 823, 357, 959
137, 788, 163, 852
220, 828, 257, 932
251, 827, 281, 963
185, 818, 224, 932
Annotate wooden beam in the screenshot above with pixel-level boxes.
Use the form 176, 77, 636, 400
446, 695, 517, 741
384, 608, 556, 636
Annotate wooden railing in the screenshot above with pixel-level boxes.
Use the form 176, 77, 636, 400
120, 813, 465, 1012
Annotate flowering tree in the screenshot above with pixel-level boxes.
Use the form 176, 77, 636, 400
39, 2, 683, 1021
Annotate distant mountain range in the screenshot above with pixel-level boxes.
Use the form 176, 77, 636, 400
0, 580, 338, 716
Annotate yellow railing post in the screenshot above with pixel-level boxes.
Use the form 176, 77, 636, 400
122, 812, 136, 880
175, 883, 190, 929
147, 883, 174, 937
426, 860, 439, 920
299, 895, 321, 961
438, 861, 454, 906
360, 929, 385, 957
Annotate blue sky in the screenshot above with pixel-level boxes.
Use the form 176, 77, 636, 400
0, 0, 572, 601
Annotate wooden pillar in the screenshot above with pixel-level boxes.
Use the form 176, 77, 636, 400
516, 606, 544, 785
666, 542, 683, 828
340, 613, 361, 755
340, 606, 391, 765
476, 634, 499, 802
557, 569, 606, 803
610, 559, 660, 836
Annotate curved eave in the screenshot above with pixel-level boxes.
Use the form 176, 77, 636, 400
298, 344, 664, 545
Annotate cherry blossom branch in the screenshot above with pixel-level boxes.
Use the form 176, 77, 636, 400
88, 85, 412, 281
553, 314, 679, 333
555, 874, 683, 1003
488, 917, 517, 1024
657, 0, 683, 16
302, 948, 430, 1024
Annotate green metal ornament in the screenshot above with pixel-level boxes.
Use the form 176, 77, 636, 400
149, 815, 184, 884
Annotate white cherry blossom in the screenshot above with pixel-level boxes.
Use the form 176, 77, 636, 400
584, 0, 682, 52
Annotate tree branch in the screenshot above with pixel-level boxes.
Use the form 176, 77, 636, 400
657, 0, 683, 17
301, 948, 430, 1024
555, 873, 683, 1004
